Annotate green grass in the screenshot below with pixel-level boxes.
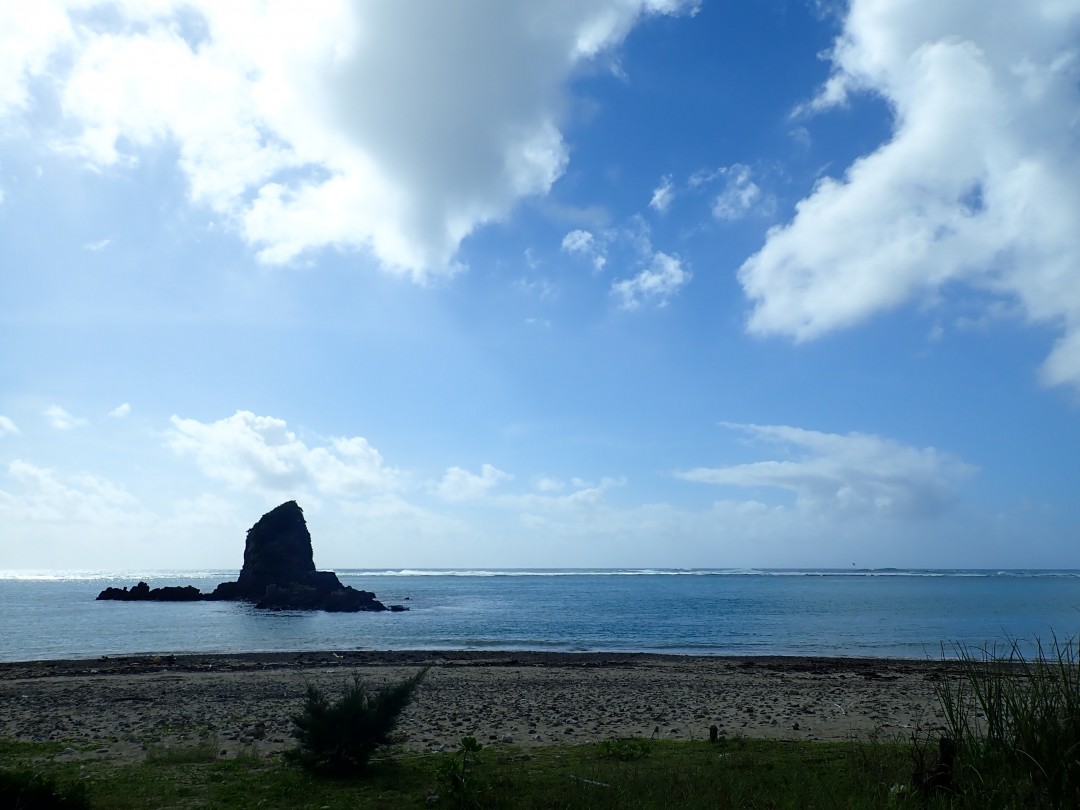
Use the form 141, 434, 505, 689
1, 735, 916, 809
930, 635, 1080, 808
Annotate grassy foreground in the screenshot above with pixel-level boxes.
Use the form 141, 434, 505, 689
2, 735, 917, 809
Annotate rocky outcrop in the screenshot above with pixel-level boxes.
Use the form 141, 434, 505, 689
97, 501, 402, 612
96, 583, 203, 602
222, 500, 318, 599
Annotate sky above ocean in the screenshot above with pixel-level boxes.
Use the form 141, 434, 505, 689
1, 1, 1079, 571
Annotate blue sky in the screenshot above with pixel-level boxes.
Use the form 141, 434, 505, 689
2, 0, 1079, 571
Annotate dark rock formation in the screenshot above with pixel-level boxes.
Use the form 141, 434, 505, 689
227, 500, 318, 599
97, 501, 404, 613
97, 583, 203, 602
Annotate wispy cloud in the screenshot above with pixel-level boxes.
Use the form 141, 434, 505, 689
611, 252, 690, 310
561, 229, 607, 271
43, 405, 88, 430
436, 464, 513, 502
0, 415, 19, 437
676, 423, 977, 519
711, 164, 774, 221
649, 174, 674, 213
108, 403, 131, 418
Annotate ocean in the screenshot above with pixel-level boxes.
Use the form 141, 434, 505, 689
2, 569, 1079, 663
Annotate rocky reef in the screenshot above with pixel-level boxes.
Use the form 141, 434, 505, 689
97, 501, 404, 612
96, 583, 203, 602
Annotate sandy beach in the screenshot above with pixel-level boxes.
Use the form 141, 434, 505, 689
0, 651, 958, 763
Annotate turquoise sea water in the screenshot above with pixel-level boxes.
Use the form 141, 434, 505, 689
2, 569, 1080, 663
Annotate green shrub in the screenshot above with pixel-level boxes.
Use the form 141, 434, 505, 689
596, 738, 651, 762
286, 667, 428, 777
931, 635, 1080, 808
434, 735, 486, 808
0, 767, 91, 810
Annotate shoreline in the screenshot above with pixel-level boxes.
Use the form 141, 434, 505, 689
0, 648, 967, 674
1, 651, 958, 762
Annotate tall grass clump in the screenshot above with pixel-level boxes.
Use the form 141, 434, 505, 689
932, 634, 1080, 807
286, 667, 428, 777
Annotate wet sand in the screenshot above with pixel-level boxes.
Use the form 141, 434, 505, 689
0, 651, 958, 763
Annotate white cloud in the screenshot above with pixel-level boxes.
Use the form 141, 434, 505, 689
43, 405, 88, 430
711, 164, 772, 221
561, 228, 607, 271
83, 238, 112, 251
0, 415, 19, 436
1, 459, 139, 523
0, 2, 74, 121
676, 423, 976, 519
168, 410, 401, 498
516, 277, 558, 302
561, 229, 595, 254
611, 251, 690, 309
108, 403, 131, 418
0, 460, 252, 569
4, 1, 697, 280
510, 475, 623, 512
739, 0, 1080, 390
436, 463, 513, 502
649, 174, 674, 213
534, 475, 566, 493
687, 164, 774, 219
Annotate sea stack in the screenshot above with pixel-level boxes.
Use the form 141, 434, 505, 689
97, 501, 400, 612
237, 500, 320, 597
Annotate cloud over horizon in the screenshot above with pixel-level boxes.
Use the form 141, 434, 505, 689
677, 423, 977, 519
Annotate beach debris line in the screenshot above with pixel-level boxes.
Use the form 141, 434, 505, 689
96, 500, 408, 612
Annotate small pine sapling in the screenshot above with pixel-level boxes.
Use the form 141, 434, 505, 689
287, 666, 429, 776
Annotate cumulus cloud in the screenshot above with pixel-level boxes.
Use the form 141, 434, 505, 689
611, 251, 690, 309
43, 405, 88, 430
649, 174, 674, 213
739, 0, 1080, 390
4, 1, 696, 279
676, 423, 976, 519
0, 415, 18, 436
167, 410, 401, 497
108, 403, 131, 418
437, 463, 513, 502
